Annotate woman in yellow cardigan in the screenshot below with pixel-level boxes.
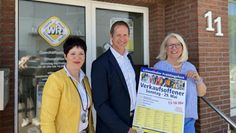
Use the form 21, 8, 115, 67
40, 36, 94, 133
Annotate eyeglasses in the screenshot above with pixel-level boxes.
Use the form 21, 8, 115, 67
166, 43, 182, 49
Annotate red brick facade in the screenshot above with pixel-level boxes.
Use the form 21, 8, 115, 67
0, 0, 15, 133
197, 0, 229, 132
0, 0, 230, 132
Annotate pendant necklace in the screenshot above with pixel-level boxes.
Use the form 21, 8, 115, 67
69, 77, 88, 123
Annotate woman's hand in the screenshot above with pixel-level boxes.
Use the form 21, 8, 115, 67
186, 71, 201, 81
186, 70, 207, 97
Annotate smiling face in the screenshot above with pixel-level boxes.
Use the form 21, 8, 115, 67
166, 37, 183, 61
111, 25, 129, 55
64, 46, 85, 70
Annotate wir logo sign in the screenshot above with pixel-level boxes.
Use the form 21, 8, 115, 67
38, 16, 70, 46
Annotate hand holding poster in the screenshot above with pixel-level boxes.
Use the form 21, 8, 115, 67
132, 67, 187, 133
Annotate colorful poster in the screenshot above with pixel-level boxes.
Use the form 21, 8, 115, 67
132, 67, 187, 133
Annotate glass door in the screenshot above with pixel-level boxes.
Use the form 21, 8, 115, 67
96, 9, 144, 63
229, 1, 236, 117
16, 1, 149, 132
18, 0, 86, 132
91, 2, 149, 77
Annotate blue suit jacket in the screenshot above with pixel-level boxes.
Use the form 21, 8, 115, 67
91, 49, 137, 133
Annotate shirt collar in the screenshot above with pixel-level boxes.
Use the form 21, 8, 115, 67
63, 65, 85, 83
110, 47, 129, 59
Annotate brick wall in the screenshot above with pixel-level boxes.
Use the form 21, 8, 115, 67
98, 0, 157, 7
165, 0, 199, 63
197, 0, 229, 132
148, 1, 166, 66
0, 0, 15, 133
165, 0, 229, 132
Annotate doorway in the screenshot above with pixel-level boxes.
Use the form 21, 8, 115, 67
16, 0, 148, 132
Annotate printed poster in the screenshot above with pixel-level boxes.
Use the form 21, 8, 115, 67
132, 67, 187, 133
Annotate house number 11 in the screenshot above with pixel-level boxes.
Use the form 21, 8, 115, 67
204, 11, 224, 36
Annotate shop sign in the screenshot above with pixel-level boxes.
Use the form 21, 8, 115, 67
38, 16, 70, 46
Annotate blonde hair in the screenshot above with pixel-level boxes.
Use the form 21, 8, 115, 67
156, 33, 188, 63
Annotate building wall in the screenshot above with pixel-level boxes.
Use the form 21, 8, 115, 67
165, 0, 199, 63
0, 0, 230, 132
197, 0, 229, 132
162, 0, 229, 132
0, 0, 15, 133
163, 0, 229, 132
148, 1, 166, 66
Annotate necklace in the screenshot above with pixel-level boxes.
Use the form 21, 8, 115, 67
69, 77, 88, 123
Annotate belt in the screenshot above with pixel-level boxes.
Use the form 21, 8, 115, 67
130, 110, 135, 117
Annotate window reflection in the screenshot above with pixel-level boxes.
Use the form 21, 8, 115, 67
229, 1, 236, 117
96, 9, 144, 65
18, 1, 85, 132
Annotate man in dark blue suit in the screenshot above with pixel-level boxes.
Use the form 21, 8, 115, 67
91, 21, 137, 133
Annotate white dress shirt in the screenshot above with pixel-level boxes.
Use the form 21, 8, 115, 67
110, 47, 136, 111
64, 66, 90, 132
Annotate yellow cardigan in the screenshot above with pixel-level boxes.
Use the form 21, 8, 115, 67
40, 69, 94, 133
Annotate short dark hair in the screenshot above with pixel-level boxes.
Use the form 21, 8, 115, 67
63, 36, 87, 56
110, 21, 130, 36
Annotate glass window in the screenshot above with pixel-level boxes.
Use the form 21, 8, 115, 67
18, 1, 85, 132
96, 9, 144, 65
229, 1, 236, 117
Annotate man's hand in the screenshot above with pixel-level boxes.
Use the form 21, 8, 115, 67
128, 128, 137, 133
